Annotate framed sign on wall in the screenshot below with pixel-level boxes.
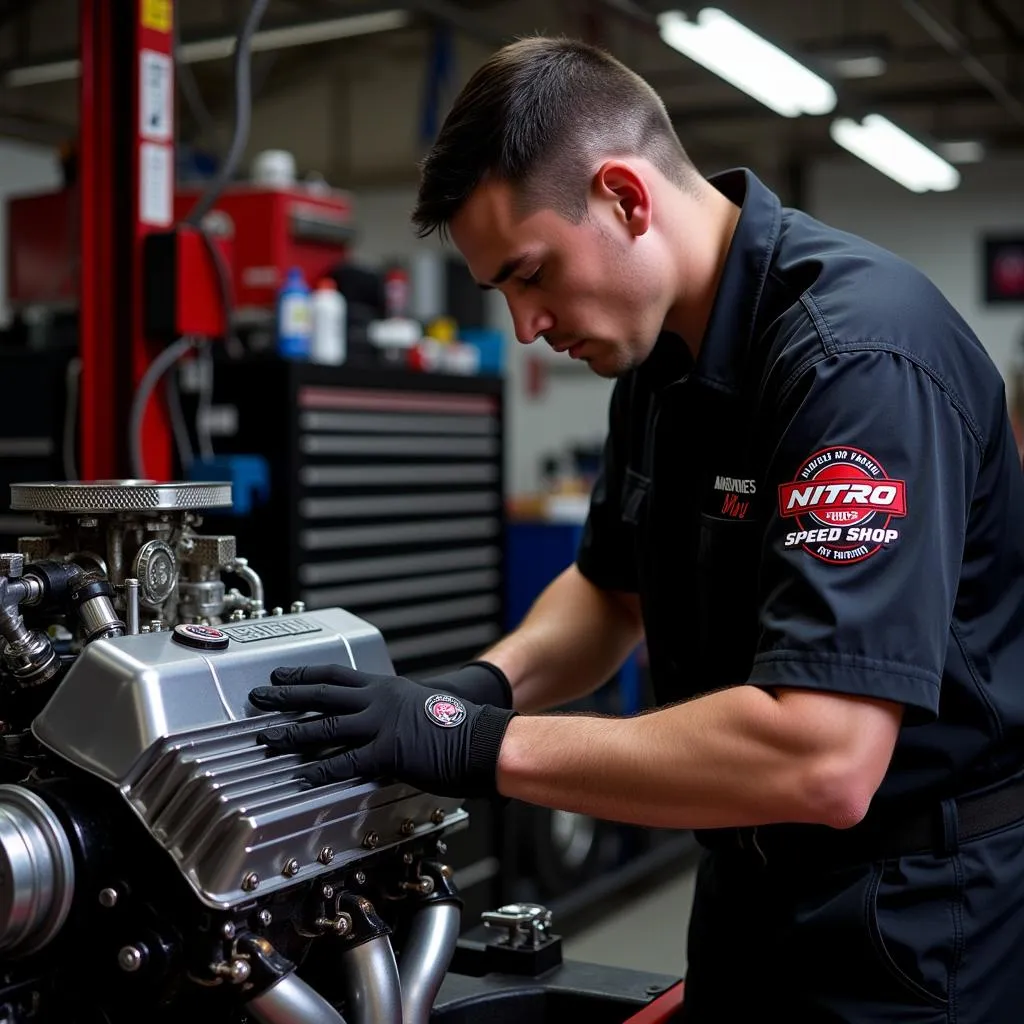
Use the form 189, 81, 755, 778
983, 235, 1024, 305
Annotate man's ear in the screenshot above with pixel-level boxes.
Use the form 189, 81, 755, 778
592, 161, 652, 237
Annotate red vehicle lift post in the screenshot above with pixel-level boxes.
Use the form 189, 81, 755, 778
79, 0, 175, 481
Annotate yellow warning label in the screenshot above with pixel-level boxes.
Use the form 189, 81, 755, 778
141, 0, 172, 34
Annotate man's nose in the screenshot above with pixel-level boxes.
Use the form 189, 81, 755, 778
509, 300, 555, 345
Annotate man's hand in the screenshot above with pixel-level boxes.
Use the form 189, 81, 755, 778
248, 665, 517, 797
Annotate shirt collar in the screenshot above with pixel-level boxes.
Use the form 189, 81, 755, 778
637, 169, 783, 395
692, 168, 782, 395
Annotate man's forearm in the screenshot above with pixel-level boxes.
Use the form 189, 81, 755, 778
478, 565, 643, 713
495, 684, 901, 830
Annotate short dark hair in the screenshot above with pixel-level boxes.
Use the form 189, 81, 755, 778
412, 35, 698, 240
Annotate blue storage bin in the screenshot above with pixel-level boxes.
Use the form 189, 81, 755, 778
506, 520, 641, 714
459, 327, 505, 375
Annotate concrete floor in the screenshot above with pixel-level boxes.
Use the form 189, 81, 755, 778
561, 861, 698, 978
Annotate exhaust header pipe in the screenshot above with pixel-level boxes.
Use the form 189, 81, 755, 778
246, 972, 350, 1024
399, 900, 461, 1024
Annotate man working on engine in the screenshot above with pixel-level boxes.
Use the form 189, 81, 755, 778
249, 36, 1024, 1021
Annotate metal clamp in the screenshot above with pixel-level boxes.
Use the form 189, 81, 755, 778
481, 903, 553, 949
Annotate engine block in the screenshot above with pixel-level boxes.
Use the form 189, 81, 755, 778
34, 607, 466, 908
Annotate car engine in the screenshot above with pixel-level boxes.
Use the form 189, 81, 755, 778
0, 479, 469, 1024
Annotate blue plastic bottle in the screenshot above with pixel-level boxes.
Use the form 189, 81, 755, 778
277, 267, 312, 360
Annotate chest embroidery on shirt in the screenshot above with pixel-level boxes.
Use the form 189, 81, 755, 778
712, 475, 757, 520
778, 446, 907, 564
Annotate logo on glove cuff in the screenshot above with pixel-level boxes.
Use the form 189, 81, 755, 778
424, 693, 467, 728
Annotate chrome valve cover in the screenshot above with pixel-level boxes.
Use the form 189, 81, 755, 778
31, 607, 466, 909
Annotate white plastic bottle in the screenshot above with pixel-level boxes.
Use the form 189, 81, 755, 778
310, 278, 347, 365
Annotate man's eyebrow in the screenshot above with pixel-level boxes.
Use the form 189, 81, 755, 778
477, 254, 529, 291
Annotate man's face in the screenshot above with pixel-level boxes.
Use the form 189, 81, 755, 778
449, 178, 667, 378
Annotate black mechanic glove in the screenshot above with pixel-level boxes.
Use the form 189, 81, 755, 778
416, 660, 514, 710
248, 665, 517, 798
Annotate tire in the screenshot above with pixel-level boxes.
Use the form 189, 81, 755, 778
522, 804, 613, 897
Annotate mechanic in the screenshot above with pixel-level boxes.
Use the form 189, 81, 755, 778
248, 36, 1024, 1021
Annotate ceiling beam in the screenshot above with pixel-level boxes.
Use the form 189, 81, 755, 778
900, 0, 1024, 126
0, 1, 416, 77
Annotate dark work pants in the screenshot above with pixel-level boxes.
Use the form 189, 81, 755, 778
679, 815, 1024, 1022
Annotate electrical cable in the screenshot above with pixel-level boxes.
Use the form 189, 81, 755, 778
130, 336, 198, 480
182, 0, 271, 228
196, 341, 215, 461
179, 0, 270, 457
200, 228, 244, 357
182, 0, 272, 451
165, 357, 196, 471
172, 2, 244, 359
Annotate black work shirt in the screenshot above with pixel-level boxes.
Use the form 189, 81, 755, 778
576, 168, 1024, 818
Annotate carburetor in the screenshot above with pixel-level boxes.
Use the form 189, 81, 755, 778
9, 478, 265, 633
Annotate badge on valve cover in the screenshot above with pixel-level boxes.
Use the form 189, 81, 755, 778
423, 693, 467, 728
172, 622, 230, 651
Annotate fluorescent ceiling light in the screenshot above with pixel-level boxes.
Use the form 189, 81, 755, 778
4, 10, 410, 87
181, 10, 410, 63
830, 114, 961, 193
832, 55, 887, 79
937, 139, 985, 164
657, 8, 837, 117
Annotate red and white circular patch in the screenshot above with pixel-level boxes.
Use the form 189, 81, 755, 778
777, 446, 907, 564
423, 693, 467, 728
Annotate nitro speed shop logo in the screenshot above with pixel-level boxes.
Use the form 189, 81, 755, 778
777, 447, 907, 564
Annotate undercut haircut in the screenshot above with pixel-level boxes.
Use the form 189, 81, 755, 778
412, 35, 699, 240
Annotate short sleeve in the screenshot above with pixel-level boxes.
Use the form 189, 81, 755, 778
575, 379, 640, 593
747, 348, 981, 722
